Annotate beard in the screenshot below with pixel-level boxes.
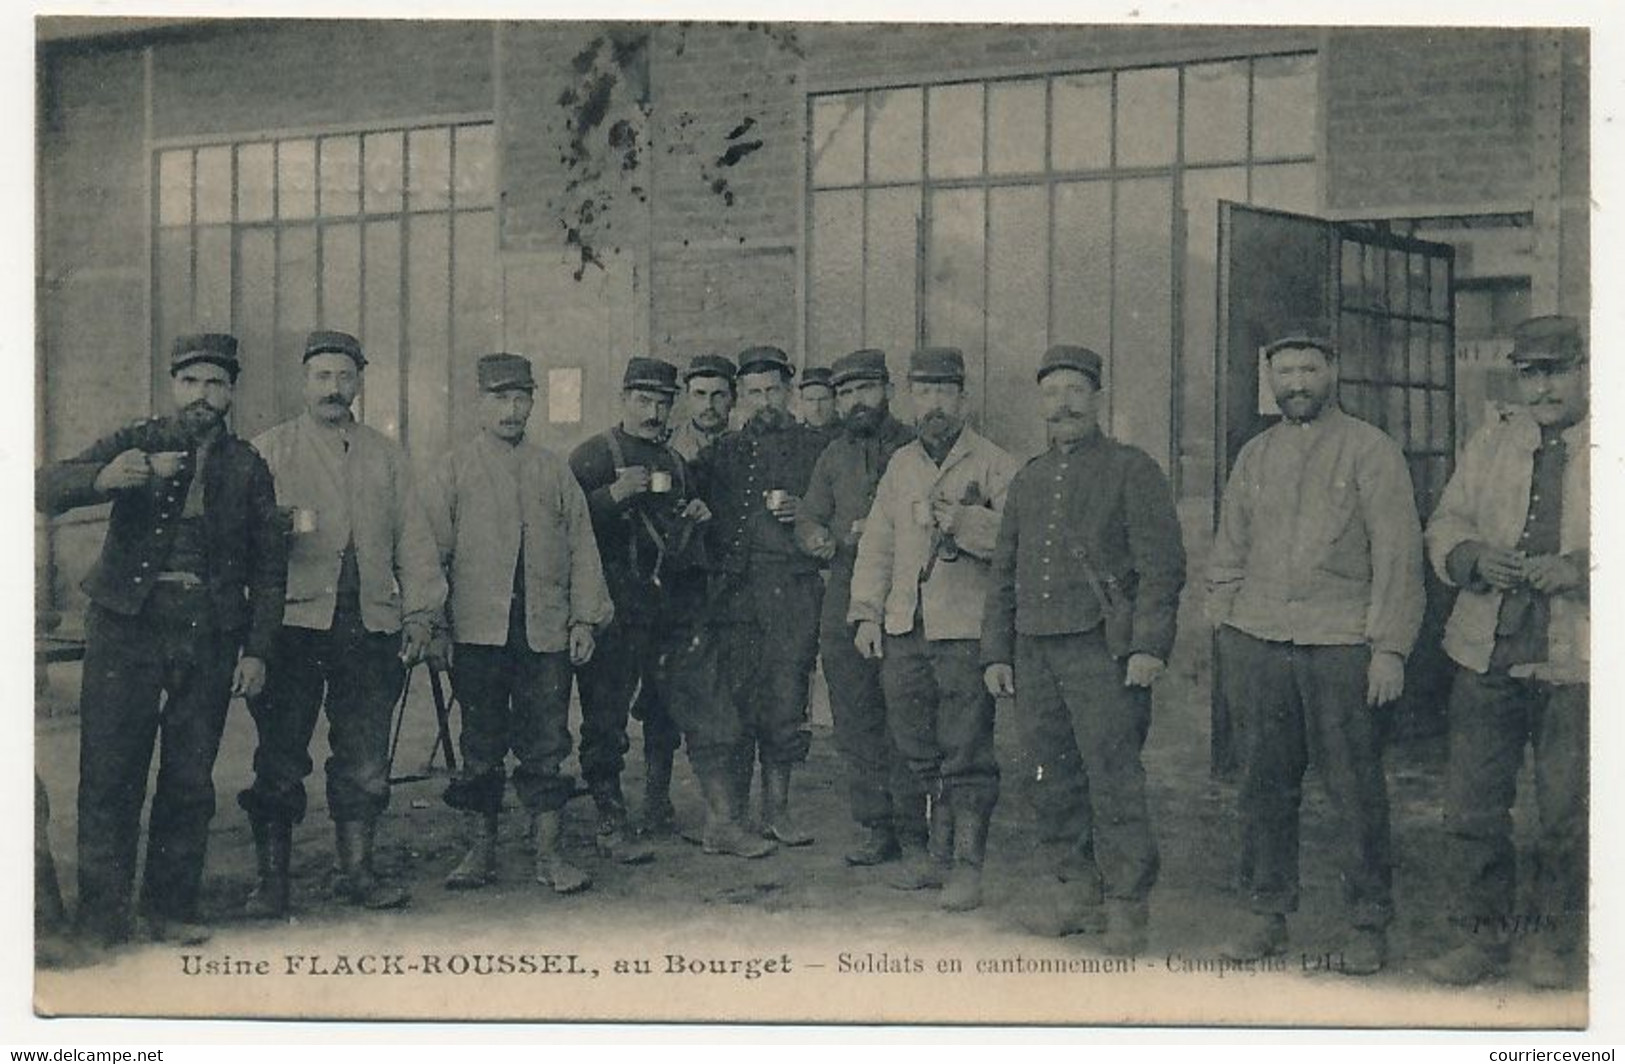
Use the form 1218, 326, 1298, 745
1276, 389, 1330, 422
916, 410, 962, 449
843, 401, 887, 436
747, 405, 792, 432
1046, 410, 1093, 442
179, 400, 226, 438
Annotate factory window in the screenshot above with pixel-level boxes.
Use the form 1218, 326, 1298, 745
152, 120, 497, 461
806, 53, 1319, 465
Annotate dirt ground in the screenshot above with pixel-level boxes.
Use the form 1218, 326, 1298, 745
31, 612, 1585, 1027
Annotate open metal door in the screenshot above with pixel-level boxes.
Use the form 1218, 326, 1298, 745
1212, 202, 1456, 776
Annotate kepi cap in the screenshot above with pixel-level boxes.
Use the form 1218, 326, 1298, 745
1509, 315, 1586, 366
1262, 321, 1337, 360
831, 348, 889, 388
682, 354, 736, 385
1036, 344, 1103, 387
908, 346, 965, 385
799, 366, 834, 391
171, 332, 241, 379
623, 356, 680, 396
477, 352, 536, 393
737, 345, 795, 379
303, 330, 368, 369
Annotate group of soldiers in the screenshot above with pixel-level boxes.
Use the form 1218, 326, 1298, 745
37, 312, 1588, 991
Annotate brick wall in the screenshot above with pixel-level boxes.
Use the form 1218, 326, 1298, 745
1324, 28, 1533, 212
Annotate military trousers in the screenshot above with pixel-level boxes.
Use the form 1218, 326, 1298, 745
239, 603, 404, 825
879, 630, 999, 811
716, 563, 822, 767
1219, 626, 1393, 930
444, 642, 576, 814
1442, 667, 1588, 951
76, 587, 238, 941
575, 618, 682, 789
822, 566, 918, 832
1012, 630, 1154, 901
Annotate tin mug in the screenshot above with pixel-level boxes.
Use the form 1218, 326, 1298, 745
765, 489, 790, 511
650, 470, 673, 494
292, 507, 319, 534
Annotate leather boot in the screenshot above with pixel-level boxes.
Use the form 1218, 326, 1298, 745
1102, 899, 1150, 956
531, 810, 592, 893
591, 779, 653, 865
700, 769, 777, 859
333, 820, 409, 909
941, 795, 990, 912
845, 823, 901, 867
727, 744, 756, 826
444, 810, 499, 890
761, 763, 813, 846
893, 789, 929, 852
242, 817, 293, 918
642, 749, 677, 837
1219, 912, 1289, 962
890, 787, 953, 891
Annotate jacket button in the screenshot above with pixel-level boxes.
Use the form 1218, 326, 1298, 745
134, 577, 143, 584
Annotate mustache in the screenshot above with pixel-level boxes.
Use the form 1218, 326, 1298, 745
1045, 410, 1085, 422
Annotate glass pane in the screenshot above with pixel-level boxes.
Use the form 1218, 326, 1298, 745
156, 228, 191, 351
1386, 248, 1409, 317
235, 229, 277, 439
1339, 308, 1372, 384
453, 211, 498, 441
1115, 67, 1177, 169
1181, 167, 1248, 473
868, 88, 923, 183
1430, 388, 1452, 452
811, 93, 865, 187
408, 127, 452, 212
277, 139, 316, 220
1430, 257, 1451, 318
1112, 177, 1174, 467
925, 187, 986, 390
864, 187, 920, 375
194, 146, 232, 225
1253, 54, 1319, 159
1052, 72, 1111, 171
1051, 181, 1112, 358
1407, 388, 1429, 450
1384, 386, 1406, 438
928, 83, 983, 179
321, 223, 362, 332
194, 226, 232, 328
363, 131, 404, 214
1251, 163, 1317, 214
406, 214, 451, 463
987, 185, 1049, 457
236, 142, 275, 222
1183, 61, 1249, 164
809, 190, 864, 365
1384, 323, 1408, 385
988, 79, 1046, 175
1408, 323, 1429, 385
454, 124, 496, 207
320, 136, 361, 216
362, 220, 402, 436
276, 227, 318, 421
1430, 322, 1452, 388
158, 150, 192, 228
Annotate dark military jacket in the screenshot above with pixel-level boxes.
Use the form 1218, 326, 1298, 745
36, 417, 287, 660
699, 417, 829, 576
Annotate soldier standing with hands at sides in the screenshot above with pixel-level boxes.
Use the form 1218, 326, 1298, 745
424, 354, 614, 894
569, 357, 705, 855
238, 331, 446, 915
700, 346, 831, 844
36, 333, 286, 947
795, 348, 923, 866
981, 345, 1186, 955
667, 354, 737, 463
848, 347, 1020, 912
1422, 316, 1590, 990
1207, 326, 1424, 976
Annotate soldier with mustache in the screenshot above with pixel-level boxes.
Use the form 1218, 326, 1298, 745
36, 333, 286, 948
1207, 326, 1424, 975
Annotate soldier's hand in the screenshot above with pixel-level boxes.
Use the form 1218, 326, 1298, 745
768, 493, 800, 524
1366, 650, 1405, 707
931, 499, 960, 535
854, 620, 884, 660
426, 630, 454, 673
610, 466, 652, 502
148, 451, 188, 479
1123, 653, 1165, 689
232, 656, 267, 700
984, 663, 1015, 697
1523, 553, 1583, 594
569, 624, 596, 666
93, 449, 157, 492
681, 498, 713, 523
399, 619, 433, 666
804, 527, 837, 561
1476, 546, 1526, 589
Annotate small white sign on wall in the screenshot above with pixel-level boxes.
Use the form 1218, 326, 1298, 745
1257, 346, 1280, 417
